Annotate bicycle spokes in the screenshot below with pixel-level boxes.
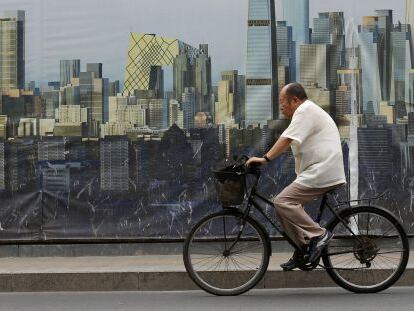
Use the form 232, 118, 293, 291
185, 212, 269, 294
323, 208, 409, 291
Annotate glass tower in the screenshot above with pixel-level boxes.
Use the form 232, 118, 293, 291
376, 10, 393, 101
311, 12, 345, 68
409, 69, 414, 113
390, 24, 412, 108
407, 0, 414, 64
282, 0, 309, 81
246, 0, 278, 126
359, 31, 382, 115
359, 15, 384, 115
276, 21, 296, 82
60, 59, 80, 87
194, 46, 212, 113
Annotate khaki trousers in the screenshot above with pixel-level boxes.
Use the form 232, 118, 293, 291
272, 182, 341, 249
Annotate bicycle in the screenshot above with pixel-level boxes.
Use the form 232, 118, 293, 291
183, 155, 410, 296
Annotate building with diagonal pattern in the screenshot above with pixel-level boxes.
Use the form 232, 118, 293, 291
123, 33, 199, 95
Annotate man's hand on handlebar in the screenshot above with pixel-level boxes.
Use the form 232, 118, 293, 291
245, 157, 267, 168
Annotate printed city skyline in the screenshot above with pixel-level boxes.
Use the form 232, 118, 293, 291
0, 0, 406, 86
0, 0, 413, 240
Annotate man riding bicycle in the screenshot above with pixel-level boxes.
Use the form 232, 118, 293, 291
246, 82, 346, 271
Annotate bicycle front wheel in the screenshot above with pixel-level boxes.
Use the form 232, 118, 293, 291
322, 205, 409, 293
183, 209, 270, 296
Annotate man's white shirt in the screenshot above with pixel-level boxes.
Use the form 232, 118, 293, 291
281, 100, 346, 188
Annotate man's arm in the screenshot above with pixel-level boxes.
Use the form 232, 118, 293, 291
264, 136, 292, 160
245, 137, 292, 167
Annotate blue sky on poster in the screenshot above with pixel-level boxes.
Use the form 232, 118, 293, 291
0, 0, 406, 89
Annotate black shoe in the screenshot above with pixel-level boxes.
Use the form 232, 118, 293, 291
308, 230, 334, 264
280, 250, 302, 271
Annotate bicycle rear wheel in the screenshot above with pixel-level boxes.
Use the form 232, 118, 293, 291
322, 205, 409, 293
183, 209, 270, 296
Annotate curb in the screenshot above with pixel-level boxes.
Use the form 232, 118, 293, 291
0, 269, 413, 292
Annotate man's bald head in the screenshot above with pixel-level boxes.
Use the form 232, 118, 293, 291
279, 83, 308, 119
281, 83, 308, 101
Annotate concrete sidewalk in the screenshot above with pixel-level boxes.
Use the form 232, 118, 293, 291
0, 253, 413, 292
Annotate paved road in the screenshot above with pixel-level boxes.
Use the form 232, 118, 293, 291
0, 287, 413, 311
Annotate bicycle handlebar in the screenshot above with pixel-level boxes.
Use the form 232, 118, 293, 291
232, 155, 261, 177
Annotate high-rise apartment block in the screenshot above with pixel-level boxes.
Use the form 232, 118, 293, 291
0, 11, 25, 91
100, 137, 129, 191
300, 44, 337, 90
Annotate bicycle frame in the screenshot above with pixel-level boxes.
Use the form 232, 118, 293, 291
229, 169, 364, 255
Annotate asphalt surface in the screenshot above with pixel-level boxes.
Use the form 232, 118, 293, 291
0, 287, 413, 311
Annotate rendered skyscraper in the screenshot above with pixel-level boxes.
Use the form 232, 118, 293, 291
245, 0, 278, 125
282, 0, 309, 81
0, 11, 25, 91
123, 33, 199, 95
60, 59, 80, 87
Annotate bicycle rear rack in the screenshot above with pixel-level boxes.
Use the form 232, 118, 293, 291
327, 190, 387, 207
316, 190, 387, 225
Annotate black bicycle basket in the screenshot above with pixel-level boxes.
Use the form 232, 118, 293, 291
213, 163, 247, 206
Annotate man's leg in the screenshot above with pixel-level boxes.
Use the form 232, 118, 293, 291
273, 182, 339, 269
